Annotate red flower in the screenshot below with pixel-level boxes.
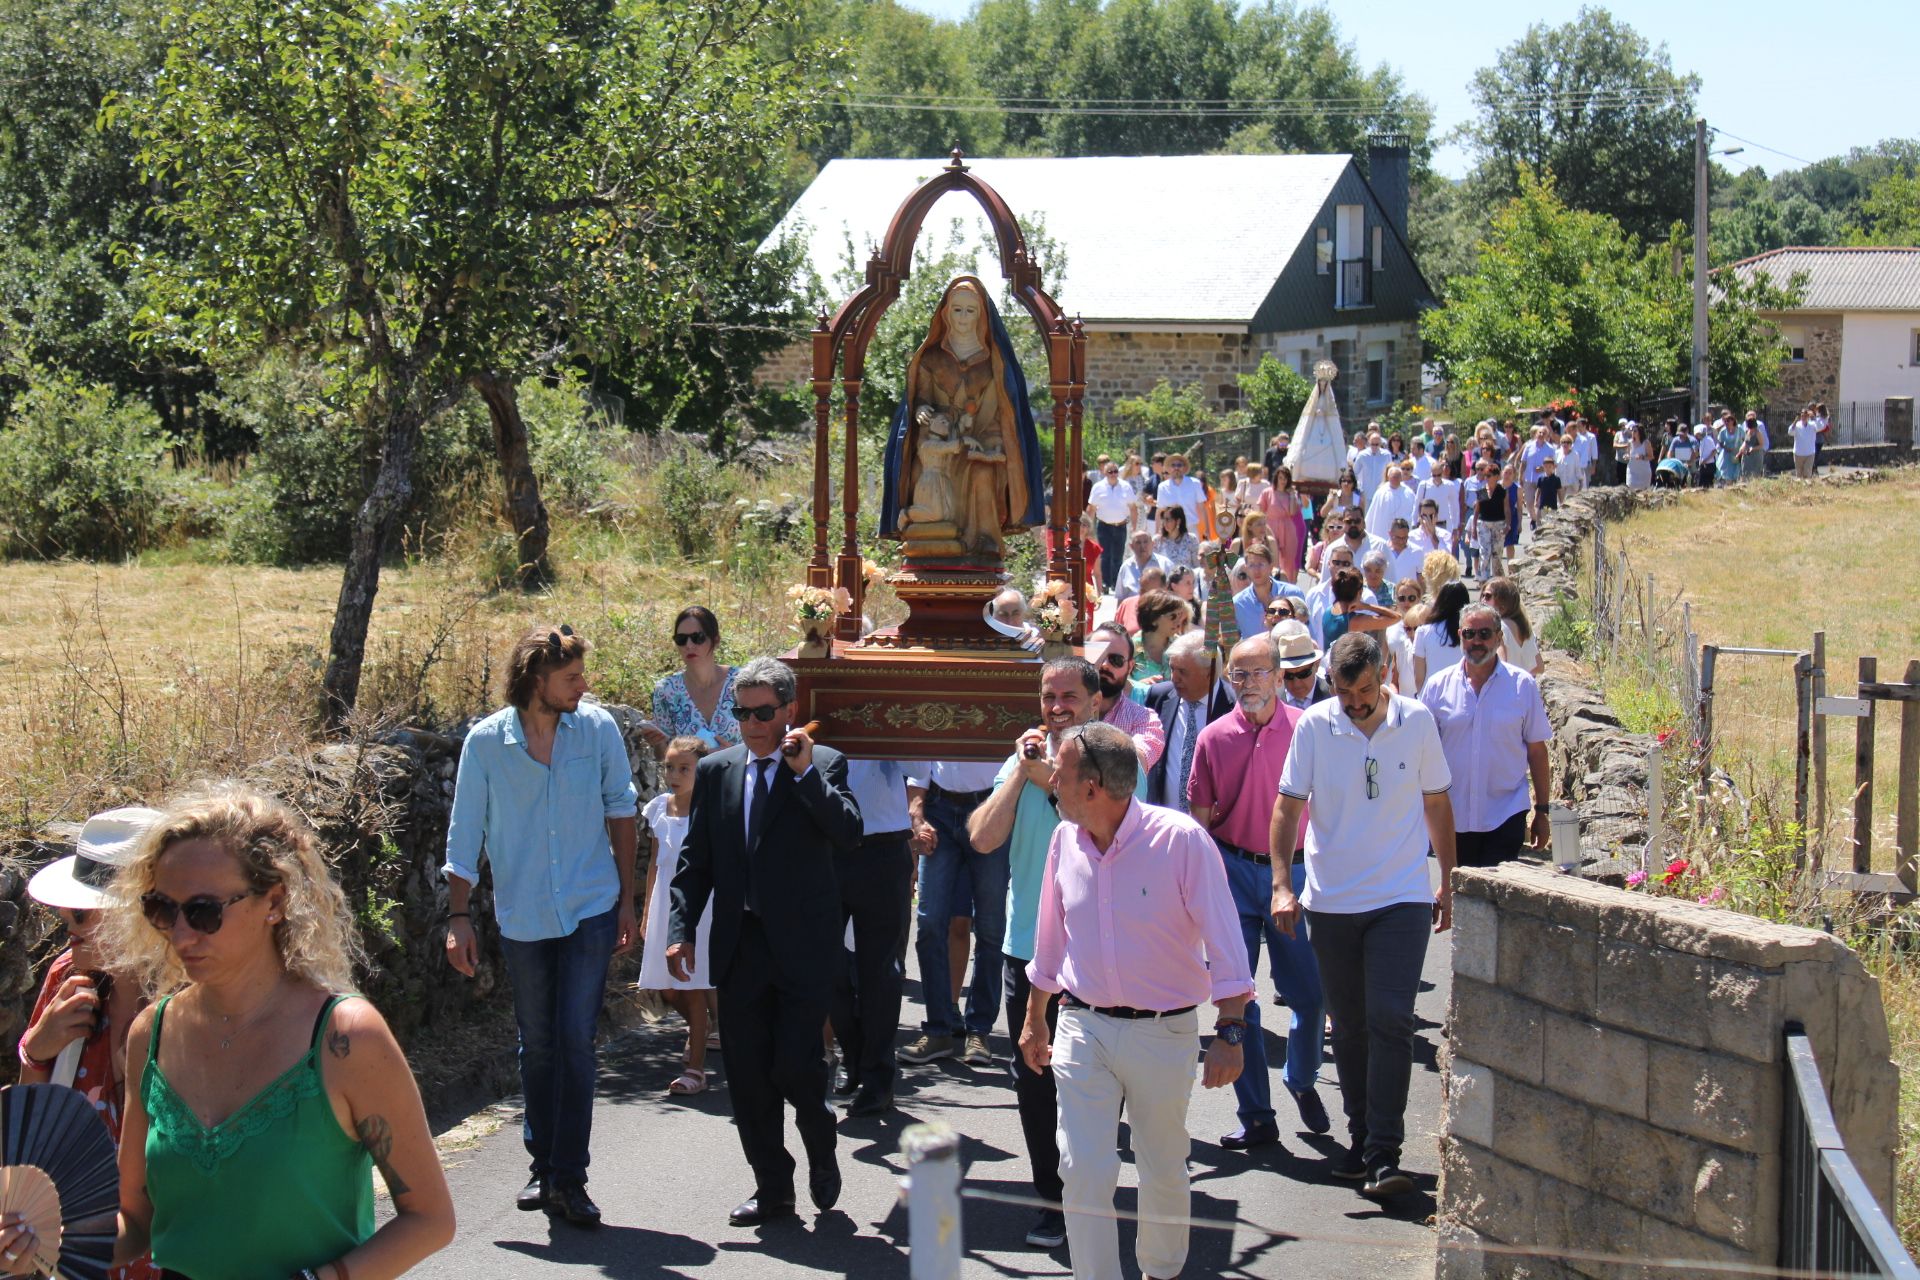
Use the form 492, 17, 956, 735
1659, 858, 1690, 885
1656, 728, 1674, 746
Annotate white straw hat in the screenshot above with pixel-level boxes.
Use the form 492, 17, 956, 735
27, 807, 163, 910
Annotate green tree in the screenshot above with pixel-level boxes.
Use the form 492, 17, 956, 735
1220, 2, 1430, 160
1463, 7, 1699, 245
1422, 173, 1679, 409
0, 0, 210, 432
1702, 259, 1806, 414
126, 0, 826, 723
1851, 171, 1920, 246
811, 0, 1004, 162
1238, 355, 1311, 436
1710, 194, 1845, 265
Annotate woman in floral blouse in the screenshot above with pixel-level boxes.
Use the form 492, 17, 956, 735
646, 606, 738, 752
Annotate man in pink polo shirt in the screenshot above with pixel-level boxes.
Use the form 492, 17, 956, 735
1186, 633, 1329, 1149
1021, 722, 1251, 1280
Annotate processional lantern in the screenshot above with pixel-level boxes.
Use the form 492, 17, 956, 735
783, 151, 1088, 761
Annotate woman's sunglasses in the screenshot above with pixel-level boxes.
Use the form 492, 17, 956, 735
672, 631, 711, 647
141, 889, 258, 935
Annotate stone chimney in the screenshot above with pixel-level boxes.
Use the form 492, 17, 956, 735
1366, 133, 1410, 243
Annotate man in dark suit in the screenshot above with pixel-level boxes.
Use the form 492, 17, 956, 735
668, 657, 864, 1227
1145, 630, 1236, 812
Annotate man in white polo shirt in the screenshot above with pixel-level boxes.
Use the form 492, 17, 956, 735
1087, 461, 1139, 593
1267, 632, 1456, 1201
1153, 454, 1208, 542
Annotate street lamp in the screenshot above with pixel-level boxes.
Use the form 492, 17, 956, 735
1692, 120, 1747, 425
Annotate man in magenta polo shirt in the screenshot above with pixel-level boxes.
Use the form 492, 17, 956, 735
1186, 633, 1329, 1149
1021, 722, 1251, 1280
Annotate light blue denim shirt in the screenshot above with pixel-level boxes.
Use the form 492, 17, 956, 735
443, 701, 640, 942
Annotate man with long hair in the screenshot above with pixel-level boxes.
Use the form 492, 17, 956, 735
443, 624, 639, 1226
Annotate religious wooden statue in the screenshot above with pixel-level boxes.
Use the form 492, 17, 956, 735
880, 276, 1046, 566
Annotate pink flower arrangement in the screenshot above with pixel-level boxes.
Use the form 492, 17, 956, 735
1626, 869, 1648, 888
1696, 886, 1727, 905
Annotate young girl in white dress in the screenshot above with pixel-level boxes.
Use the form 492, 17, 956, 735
638, 736, 715, 1096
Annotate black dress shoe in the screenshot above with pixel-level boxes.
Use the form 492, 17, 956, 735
1220, 1123, 1280, 1150
808, 1158, 842, 1211
832, 1065, 860, 1096
846, 1087, 894, 1117
729, 1195, 797, 1227
516, 1175, 551, 1211
554, 1180, 601, 1227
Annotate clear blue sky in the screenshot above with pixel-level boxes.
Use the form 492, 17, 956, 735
891, 0, 1919, 178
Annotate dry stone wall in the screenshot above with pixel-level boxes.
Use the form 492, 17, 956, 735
0, 697, 661, 1109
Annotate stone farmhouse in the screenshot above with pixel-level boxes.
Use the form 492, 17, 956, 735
1724, 245, 1920, 430
761, 145, 1435, 424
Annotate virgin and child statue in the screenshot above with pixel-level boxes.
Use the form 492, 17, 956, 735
879, 276, 1047, 566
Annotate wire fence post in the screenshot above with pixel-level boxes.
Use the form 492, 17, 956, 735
1644, 573, 1657, 680
1645, 732, 1662, 876
1811, 629, 1827, 863
902, 1123, 963, 1280
1898, 658, 1920, 895
1794, 652, 1814, 866
1697, 642, 1717, 783
1852, 656, 1879, 875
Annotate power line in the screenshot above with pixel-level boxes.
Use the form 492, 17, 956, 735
1709, 125, 1816, 168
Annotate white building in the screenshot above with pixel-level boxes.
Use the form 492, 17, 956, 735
1726, 246, 1920, 434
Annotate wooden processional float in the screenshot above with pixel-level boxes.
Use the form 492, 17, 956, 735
783, 150, 1088, 761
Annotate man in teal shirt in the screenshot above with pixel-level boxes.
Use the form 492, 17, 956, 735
966, 655, 1148, 1251
443, 624, 639, 1227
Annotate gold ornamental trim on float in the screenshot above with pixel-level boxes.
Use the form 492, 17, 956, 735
840, 700, 1031, 733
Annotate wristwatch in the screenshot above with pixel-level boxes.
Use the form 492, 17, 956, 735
1213, 1021, 1246, 1047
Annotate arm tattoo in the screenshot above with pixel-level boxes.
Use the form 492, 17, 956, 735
355, 1114, 412, 1198
327, 1028, 351, 1059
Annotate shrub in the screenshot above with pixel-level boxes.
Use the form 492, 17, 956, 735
0, 369, 173, 559
654, 446, 740, 557
1238, 356, 1313, 436
214, 355, 491, 564
1111, 379, 1216, 438
518, 375, 614, 513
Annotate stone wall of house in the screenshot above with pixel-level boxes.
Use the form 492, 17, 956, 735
1437, 863, 1898, 1279
1764, 314, 1843, 424
752, 317, 1427, 421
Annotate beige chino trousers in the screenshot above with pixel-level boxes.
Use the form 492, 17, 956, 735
1053, 1005, 1201, 1280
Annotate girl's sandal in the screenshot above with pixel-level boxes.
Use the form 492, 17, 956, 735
667, 1069, 707, 1096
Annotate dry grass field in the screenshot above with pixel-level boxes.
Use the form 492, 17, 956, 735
1604, 469, 1920, 867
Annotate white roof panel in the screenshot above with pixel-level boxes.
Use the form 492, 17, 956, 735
767, 154, 1354, 325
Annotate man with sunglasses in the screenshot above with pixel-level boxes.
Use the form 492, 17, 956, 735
1269, 632, 1455, 1200
1273, 623, 1331, 710
1419, 603, 1553, 869
1186, 634, 1329, 1149
1303, 546, 1356, 649
1082, 624, 1166, 769
668, 657, 863, 1228
444, 624, 639, 1226
1087, 462, 1138, 592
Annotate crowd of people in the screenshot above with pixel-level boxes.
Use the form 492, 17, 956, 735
5, 411, 1600, 1280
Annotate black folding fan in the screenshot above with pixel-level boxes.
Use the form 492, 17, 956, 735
0, 1083, 119, 1280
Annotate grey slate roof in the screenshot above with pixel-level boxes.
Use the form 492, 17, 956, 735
767, 154, 1355, 326
1725, 246, 1920, 312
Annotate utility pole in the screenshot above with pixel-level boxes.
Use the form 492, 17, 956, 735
1692, 117, 1710, 425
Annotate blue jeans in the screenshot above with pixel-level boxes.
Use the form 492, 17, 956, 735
1306, 902, 1430, 1165
1222, 855, 1324, 1130
915, 791, 1008, 1038
500, 906, 618, 1184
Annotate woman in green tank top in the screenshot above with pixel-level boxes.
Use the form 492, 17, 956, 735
0, 787, 454, 1280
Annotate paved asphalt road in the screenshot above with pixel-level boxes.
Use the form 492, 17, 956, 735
395, 871, 1452, 1280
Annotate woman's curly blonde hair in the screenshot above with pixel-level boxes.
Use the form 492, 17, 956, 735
102, 783, 365, 999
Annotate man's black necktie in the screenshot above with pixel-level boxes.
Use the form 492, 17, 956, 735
745, 756, 774, 915
748, 756, 774, 849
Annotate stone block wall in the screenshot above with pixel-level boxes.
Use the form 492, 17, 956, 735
752, 317, 1428, 420
1764, 314, 1842, 424
1438, 864, 1899, 1280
